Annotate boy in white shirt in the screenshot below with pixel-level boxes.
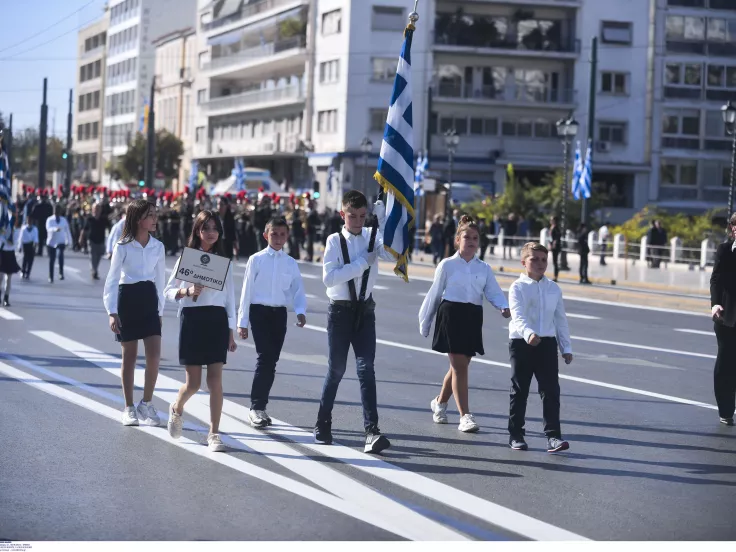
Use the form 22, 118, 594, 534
238, 216, 307, 428
508, 242, 573, 453
18, 217, 39, 279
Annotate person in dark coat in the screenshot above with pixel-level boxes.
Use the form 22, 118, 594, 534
549, 216, 562, 282
429, 215, 444, 265
218, 197, 237, 259
305, 208, 321, 262
31, 194, 53, 257
647, 219, 668, 268
576, 223, 591, 284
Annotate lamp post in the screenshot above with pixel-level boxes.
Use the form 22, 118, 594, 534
444, 128, 459, 217
360, 136, 373, 194
722, 100, 736, 219
556, 113, 579, 270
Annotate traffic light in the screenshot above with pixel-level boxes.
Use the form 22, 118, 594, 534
313, 191, 320, 199
61, 149, 68, 160
137, 165, 144, 187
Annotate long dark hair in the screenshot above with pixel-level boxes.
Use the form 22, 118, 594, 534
188, 210, 225, 256
120, 199, 155, 244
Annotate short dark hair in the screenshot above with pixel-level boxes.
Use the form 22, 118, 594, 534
342, 190, 368, 210
521, 242, 549, 261
265, 216, 289, 232
729, 213, 736, 227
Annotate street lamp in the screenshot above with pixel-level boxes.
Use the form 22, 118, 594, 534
444, 128, 460, 216
722, 100, 736, 218
556, 113, 579, 270
360, 136, 373, 194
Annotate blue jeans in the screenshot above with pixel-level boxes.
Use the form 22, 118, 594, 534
317, 300, 379, 431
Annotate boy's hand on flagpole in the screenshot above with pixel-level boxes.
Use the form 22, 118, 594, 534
373, 200, 386, 227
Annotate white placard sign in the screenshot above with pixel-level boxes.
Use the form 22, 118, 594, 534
176, 247, 231, 291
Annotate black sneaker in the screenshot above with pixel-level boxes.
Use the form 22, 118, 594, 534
364, 427, 391, 454
719, 417, 735, 426
59, 274, 65, 281
2, 297, 9, 308
314, 422, 333, 445
547, 437, 570, 453
509, 438, 528, 451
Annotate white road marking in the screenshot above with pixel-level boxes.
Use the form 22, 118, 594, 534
305, 293, 320, 300
0, 360, 443, 540
303, 325, 718, 411
373, 285, 389, 290
570, 335, 716, 360
566, 313, 601, 320
0, 308, 22, 320
32, 331, 586, 541
674, 329, 713, 336
300, 273, 319, 279
65, 266, 81, 273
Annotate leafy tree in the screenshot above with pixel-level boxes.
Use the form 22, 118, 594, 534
119, 130, 183, 183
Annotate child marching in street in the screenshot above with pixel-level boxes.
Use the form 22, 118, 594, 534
0, 214, 20, 306
314, 190, 394, 454
419, 215, 510, 433
238, 216, 307, 428
18, 216, 39, 280
164, 210, 237, 452
103, 199, 166, 427
508, 242, 573, 453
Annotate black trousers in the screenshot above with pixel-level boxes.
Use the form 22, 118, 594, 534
579, 252, 589, 281
714, 323, 736, 419
22, 243, 35, 276
37, 228, 47, 256
508, 338, 562, 439
249, 304, 287, 411
47, 245, 65, 280
552, 249, 560, 279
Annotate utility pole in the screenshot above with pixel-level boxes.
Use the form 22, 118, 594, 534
65, 89, 73, 195
38, 78, 48, 190
582, 36, 598, 226
145, 77, 156, 189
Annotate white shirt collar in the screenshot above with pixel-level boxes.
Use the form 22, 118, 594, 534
267, 245, 284, 257
518, 273, 548, 284
341, 227, 363, 241
732, 240, 736, 252
451, 251, 480, 264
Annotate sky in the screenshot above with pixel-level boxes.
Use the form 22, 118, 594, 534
0, 0, 109, 137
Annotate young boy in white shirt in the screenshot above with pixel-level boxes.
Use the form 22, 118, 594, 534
237, 216, 307, 428
19, 217, 39, 279
508, 242, 573, 453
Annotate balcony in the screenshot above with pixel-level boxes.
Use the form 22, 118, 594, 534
194, 133, 303, 159
202, 85, 304, 115
203, 0, 308, 32
203, 37, 306, 78
435, 82, 576, 106
668, 0, 736, 10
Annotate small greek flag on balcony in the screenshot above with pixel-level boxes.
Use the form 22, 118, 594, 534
232, 158, 246, 191
578, 140, 592, 200
571, 141, 584, 200
373, 22, 417, 282
0, 145, 10, 202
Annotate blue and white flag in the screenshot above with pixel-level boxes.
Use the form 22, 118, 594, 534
373, 23, 417, 281
232, 158, 246, 191
578, 140, 592, 200
327, 166, 334, 192
571, 141, 583, 200
188, 160, 199, 193
0, 144, 10, 202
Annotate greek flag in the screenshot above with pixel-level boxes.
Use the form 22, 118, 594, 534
571, 141, 584, 200
232, 158, 245, 191
373, 23, 416, 282
578, 140, 592, 200
188, 160, 199, 193
0, 145, 10, 202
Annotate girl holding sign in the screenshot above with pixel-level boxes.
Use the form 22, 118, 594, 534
104, 199, 166, 427
164, 210, 237, 452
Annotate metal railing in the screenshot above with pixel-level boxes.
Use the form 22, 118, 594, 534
436, 82, 576, 104
203, 36, 305, 72
202, 85, 303, 112
202, 0, 305, 32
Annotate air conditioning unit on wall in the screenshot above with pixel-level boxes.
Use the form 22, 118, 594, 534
596, 141, 612, 153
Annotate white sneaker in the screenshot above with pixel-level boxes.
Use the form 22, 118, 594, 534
207, 433, 227, 452
458, 413, 479, 433
430, 397, 448, 424
248, 409, 269, 428
121, 406, 139, 426
167, 404, 183, 439
137, 400, 161, 427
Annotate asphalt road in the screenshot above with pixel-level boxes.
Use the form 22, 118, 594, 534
0, 250, 734, 541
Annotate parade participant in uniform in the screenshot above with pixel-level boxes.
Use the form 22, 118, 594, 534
31, 192, 53, 257
419, 215, 510, 433
710, 213, 736, 426
507, 242, 573, 452
165, 210, 237, 452
306, 206, 320, 262
218, 196, 237, 260
314, 190, 393, 454
0, 214, 20, 307
80, 203, 107, 280
45, 204, 72, 283
18, 216, 38, 280
237, 216, 307, 428
103, 199, 166, 427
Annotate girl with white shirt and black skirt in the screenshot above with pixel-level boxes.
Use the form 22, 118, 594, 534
0, 214, 21, 307
103, 199, 166, 427
419, 215, 510, 433
164, 210, 237, 452
45, 204, 72, 283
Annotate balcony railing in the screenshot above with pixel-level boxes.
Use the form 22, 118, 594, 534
436, 82, 576, 104
203, 36, 305, 72
203, 0, 304, 32
202, 85, 303, 112
434, 31, 579, 54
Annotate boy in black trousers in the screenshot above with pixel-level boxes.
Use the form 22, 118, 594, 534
508, 242, 573, 453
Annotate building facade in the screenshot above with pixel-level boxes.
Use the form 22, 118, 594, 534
74, 15, 108, 183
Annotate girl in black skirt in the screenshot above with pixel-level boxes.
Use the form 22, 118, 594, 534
164, 210, 237, 452
419, 215, 510, 433
103, 199, 166, 428
0, 214, 21, 307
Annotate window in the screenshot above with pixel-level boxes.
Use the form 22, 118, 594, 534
706, 110, 729, 138
662, 110, 700, 149
94, 60, 101, 78
197, 89, 208, 104
195, 126, 206, 143
318, 109, 338, 133
707, 64, 736, 88
92, 122, 99, 139
319, 60, 340, 84
322, 9, 342, 36
372, 58, 397, 82
661, 159, 697, 186
372, 6, 405, 31
93, 91, 100, 109
601, 72, 628, 95
666, 16, 705, 40
601, 21, 633, 45
598, 121, 627, 144
370, 109, 388, 132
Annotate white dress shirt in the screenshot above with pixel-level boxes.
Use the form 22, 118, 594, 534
164, 253, 237, 330
323, 227, 394, 301
237, 245, 307, 328
45, 216, 72, 248
103, 236, 167, 316
107, 217, 125, 255
419, 253, 509, 337
16, 225, 38, 251
508, 274, 572, 355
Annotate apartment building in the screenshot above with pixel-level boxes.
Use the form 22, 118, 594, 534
74, 16, 108, 183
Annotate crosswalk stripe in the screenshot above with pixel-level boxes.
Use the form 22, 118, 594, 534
373, 285, 389, 290
674, 329, 713, 336
566, 313, 601, 320
0, 308, 22, 320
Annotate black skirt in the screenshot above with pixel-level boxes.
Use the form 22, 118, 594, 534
432, 300, 484, 357
0, 250, 21, 275
116, 281, 162, 343
179, 305, 229, 366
